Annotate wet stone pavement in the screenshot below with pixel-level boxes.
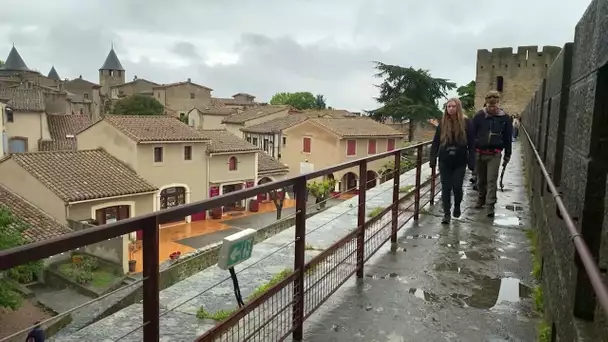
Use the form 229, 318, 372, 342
301, 142, 538, 342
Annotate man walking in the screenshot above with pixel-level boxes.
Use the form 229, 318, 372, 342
512, 115, 520, 141
472, 91, 513, 217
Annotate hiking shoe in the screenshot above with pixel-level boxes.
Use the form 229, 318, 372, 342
453, 206, 461, 218
474, 200, 485, 209
486, 204, 495, 217
441, 215, 451, 224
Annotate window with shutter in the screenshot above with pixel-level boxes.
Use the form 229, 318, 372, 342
368, 139, 377, 154
303, 137, 311, 153
346, 140, 356, 156
387, 139, 395, 151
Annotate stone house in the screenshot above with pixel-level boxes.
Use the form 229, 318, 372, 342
241, 114, 310, 159
76, 115, 210, 223
199, 129, 261, 213
0, 46, 60, 89
280, 117, 405, 192
257, 151, 289, 185
186, 106, 237, 130
212, 93, 258, 111
0, 87, 52, 153
152, 79, 214, 119
63, 76, 102, 120
110, 77, 159, 99
0, 149, 158, 272
222, 105, 298, 138
0, 99, 6, 157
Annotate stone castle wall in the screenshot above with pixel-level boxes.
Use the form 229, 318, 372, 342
521, 0, 608, 340
475, 45, 561, 116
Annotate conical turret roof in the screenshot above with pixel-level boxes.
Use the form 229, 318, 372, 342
99, 47, 124, 71
48, 66, 60, 80
1, 46, 30, 71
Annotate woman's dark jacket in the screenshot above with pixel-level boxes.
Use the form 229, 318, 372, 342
429, 119, 475, 170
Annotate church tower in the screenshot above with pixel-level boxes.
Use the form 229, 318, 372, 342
99, 46, 125, 96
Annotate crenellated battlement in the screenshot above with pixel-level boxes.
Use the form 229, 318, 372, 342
477, 45, 562, 69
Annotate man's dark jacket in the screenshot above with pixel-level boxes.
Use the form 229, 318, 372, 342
472, 108, 513, 160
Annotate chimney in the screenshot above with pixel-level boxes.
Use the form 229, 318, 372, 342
187, 78, 191, 82
133, 75, 138, 80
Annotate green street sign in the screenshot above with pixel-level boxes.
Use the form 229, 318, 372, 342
218, 228, 256, 270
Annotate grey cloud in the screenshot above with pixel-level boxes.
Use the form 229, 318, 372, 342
0, 0, 594, 110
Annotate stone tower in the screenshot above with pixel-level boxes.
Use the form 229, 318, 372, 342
474, 46, 561, 116
99, 46, 125, 96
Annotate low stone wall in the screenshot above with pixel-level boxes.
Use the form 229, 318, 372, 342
67, 220, 127, 273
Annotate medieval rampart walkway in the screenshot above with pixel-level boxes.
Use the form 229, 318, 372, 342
301, 142, 537, 342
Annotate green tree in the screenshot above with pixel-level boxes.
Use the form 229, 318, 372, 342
269, 92, 317, 110
457, 80, 476, 115
306, 179, 336, 210
0, 208, 43, 310
113, 94, 164, 115
369, 62, 456, 141
0, 60, 4, 67
313, 94, 327, 110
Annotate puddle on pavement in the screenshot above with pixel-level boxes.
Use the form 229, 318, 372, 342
407, 277, 532, 310
405, 234, 440, 240
493, 215, 521, 226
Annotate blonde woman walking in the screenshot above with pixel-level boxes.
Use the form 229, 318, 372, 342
430, 98, 476, 224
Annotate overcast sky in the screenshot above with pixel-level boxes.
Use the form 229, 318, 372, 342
0, 0, 592, 111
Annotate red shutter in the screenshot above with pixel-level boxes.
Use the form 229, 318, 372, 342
347, 140, 356, 156
303, 137, 311, 153
387, 139, 395, 151
368, 139, 376, 154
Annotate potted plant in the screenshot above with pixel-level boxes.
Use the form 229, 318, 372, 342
128, 241, 138, 273
169, 251, 181, 261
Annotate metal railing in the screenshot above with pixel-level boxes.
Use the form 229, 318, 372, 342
521, 125, 608, 317
0, 141, 439, 341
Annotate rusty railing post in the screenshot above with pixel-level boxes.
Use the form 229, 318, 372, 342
390, 150, 401, 251
356, 160, 367, 278
142, 216, 160, 341
430, 165, 436, 205
292, 177, 307, 340
414, 145, 423, 221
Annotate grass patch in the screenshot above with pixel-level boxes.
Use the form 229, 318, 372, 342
57, 255, 119, 289
525, 228, 542, 280
305, 244, 322, 251
368, 207, 385, 218
197, 268, 293, 321
248, 268, 292, 301
533, 285, 544, 313
399, 185, 414, 193
196, 307, 234, 321
537, 319, 551, 342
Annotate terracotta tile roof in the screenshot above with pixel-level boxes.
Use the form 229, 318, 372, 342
102, 115, 208, 143
200, 129, 259, 153
38, 139, 77, 152
111, 78, 159, 89
258, 152, 288, 174
210, 98, 227, 107
193, 106, 237, 116
241, 114, 309, 133
38, 114, 93, 151
302, 109, 356, 118
0, 88, 45, 112
214, 98, 257, 106
153, 80, 213, 91
222, 105, 291, 124
310, 118, 405, 138
0, 184, 72, 243
5, 149, 158, 202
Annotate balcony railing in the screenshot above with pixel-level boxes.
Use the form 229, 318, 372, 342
0, 140, 440, 341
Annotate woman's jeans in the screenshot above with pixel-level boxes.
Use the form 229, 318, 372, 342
439, 163, 466, 215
